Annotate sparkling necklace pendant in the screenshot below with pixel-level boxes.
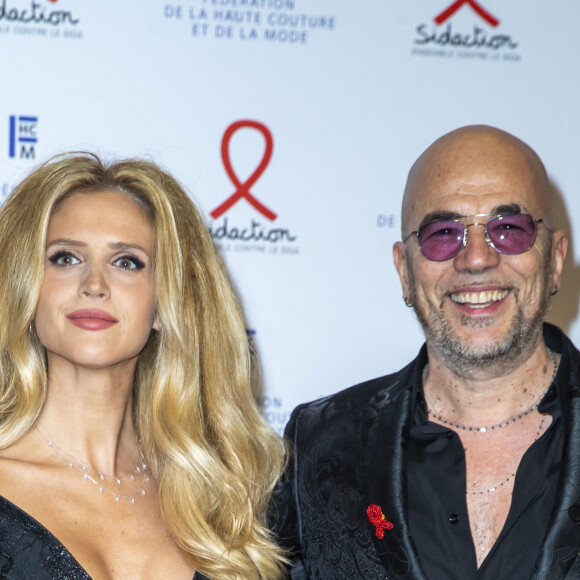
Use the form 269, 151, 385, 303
36, 428, 149, 506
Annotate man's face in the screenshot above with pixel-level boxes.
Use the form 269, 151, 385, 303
393, 129, 567, 372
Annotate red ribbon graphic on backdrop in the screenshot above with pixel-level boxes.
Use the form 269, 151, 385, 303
210, 120, 277, 221
434, 0, 499, 27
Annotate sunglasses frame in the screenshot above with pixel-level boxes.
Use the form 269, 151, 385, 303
403, 213, 546, 262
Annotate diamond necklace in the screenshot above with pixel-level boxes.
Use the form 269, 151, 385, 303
36, 428, 149, 505
426, 348, 558, 433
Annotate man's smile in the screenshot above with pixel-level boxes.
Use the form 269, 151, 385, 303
450, 289, 509, 308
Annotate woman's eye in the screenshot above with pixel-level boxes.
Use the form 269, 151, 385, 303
113, 255, 145, 271
48, 251, 80, 267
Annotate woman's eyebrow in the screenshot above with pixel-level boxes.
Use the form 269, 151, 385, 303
46, 238, 85, 248
108, 241, 151, 254
46, 239, 150, 254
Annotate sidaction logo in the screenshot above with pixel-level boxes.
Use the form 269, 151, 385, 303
209, 120, 298, 254
0, 0, 79, 25
413, 0, 519, 55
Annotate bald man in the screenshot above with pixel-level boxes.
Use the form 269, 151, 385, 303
271, 126, 580, 579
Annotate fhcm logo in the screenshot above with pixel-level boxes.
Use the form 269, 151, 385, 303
9, 116, 38, 160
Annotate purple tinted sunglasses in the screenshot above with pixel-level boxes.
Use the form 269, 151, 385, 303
403, 213, 547, 262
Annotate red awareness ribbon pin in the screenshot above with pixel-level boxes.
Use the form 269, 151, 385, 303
210, 120, 277, 221
434, 0, 499, 27
366, 504, 394, 539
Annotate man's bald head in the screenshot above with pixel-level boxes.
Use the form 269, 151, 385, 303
401, 125, 554, 237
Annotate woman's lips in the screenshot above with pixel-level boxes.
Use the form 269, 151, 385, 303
66, 309, 119, 331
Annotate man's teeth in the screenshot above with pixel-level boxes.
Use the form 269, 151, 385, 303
451, 290, 509, 305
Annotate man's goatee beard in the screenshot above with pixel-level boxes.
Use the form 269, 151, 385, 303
406, 250, 553, 377
417, 300, 547, 376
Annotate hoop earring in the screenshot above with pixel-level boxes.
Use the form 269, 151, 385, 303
404, 297, 413, 308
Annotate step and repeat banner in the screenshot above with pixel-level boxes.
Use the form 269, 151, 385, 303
1, 0, 579, 433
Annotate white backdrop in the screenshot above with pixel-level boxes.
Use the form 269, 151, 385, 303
1, 0, 579, 434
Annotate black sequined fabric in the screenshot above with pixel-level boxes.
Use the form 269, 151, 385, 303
0, 495, 205, 579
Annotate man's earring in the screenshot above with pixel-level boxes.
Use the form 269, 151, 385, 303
404, 297, 413, 308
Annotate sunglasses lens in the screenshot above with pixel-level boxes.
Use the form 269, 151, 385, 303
487, 214, 536, 254
418, 220, 465, 261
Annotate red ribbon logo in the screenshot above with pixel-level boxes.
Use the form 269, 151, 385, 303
210, 120, 277, 221
434, 0, 499, 27
366, 504, 394, 539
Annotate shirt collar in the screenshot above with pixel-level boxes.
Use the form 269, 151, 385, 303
410, 327, 565, 430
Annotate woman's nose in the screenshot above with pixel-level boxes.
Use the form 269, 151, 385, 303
79, 265, 110, 298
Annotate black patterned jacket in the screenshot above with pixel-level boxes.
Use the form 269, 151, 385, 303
271, 324, 580, 579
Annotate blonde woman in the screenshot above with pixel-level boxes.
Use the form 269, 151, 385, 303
0, 153, 286, 579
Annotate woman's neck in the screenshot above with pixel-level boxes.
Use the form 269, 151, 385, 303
36, 361, 139, 477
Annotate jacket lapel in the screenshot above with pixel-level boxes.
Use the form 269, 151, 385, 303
531, 330, 580, 578
357, 362, 428, 579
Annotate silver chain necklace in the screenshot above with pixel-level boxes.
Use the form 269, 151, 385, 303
36, 428, 149, 505
426, 348, 558, 433
466, 416, 546, 495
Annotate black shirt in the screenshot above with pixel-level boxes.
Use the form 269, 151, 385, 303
407, 346, 565, 579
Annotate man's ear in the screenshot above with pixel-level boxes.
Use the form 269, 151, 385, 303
393, 241, 411, 303
550, 230, 568, 295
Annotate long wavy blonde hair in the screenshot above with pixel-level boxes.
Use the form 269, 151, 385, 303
0, 152, 287, 579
